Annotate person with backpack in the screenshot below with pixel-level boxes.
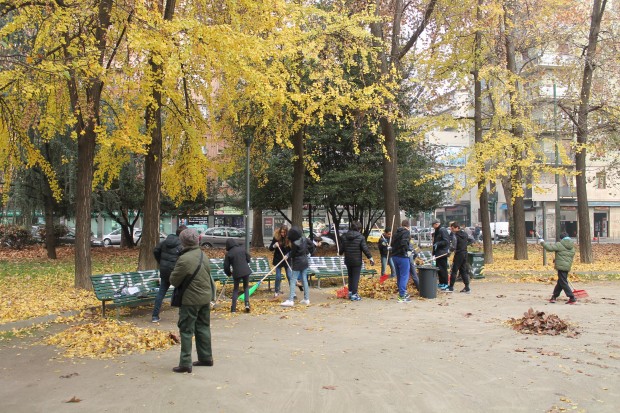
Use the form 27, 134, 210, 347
151, 225, 186, 323
281, 226, 315, 307
339, 221, 375, 301
447, 222, 473, 293
224, 238, 252, 313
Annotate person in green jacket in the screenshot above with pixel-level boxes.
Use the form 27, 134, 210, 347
539, 232, 577, 304
170, 228, 217, 373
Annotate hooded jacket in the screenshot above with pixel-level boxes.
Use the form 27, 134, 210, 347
391, 227, 412, 257
287, 226, 315, 271
170, 246, 215, 305
224, 238, 252, 279
153, 234, 182, 276
432, 225, 451, 256
340, 229, 372, 266
452, 229, 469, 255
542, 237, 575, 272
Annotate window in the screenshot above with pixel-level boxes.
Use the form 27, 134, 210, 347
596, 172, 606, 189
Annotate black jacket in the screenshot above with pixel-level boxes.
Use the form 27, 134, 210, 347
378, 234, 391, 257
153, 234, 182, 277
339, 230, 372, 266
268, 237, 291, 267
432, 225, 451, 256
287, 226, 315, 271
224, 238, 252, 279
452, 230, 469, 255
391, 227, 412, 257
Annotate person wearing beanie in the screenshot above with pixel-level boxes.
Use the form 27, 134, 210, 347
539, 232, 576, 304
151, 225, 186, 323
431, 219, 451, 290
281, 225, 315, 307
224, 238, 252, 313
339, 221, 375, 301
170, 228, 216, 373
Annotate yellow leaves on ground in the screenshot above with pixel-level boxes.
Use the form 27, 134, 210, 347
0, 275, 99, 323
44, 319, 177, 359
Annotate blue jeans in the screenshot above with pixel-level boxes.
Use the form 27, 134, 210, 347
381, 256, 395, 277
275, 265, 291, 293
289, 268, 309, 301
392, 256, 411, 297
152, 273, 171, 318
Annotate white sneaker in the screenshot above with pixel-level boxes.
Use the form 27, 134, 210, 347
301, 299, 310, 305
274, 292, 281, 297
281, 300, 295, 307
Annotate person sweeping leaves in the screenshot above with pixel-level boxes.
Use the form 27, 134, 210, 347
539, 232, 577, 304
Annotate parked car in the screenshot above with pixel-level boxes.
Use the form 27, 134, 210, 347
198, 226, 246, 248
366, 229, 383, 243
100, 228, 165, 246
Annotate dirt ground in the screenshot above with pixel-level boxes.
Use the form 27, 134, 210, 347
1, 278, 619, 413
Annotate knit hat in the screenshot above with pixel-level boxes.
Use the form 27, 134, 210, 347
179, 228, 199, 247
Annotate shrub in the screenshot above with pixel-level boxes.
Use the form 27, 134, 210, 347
38, 224, 70, 241
0, 224, 33, 249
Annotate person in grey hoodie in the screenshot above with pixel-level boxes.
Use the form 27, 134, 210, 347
151, 225, 186, 323
339, 221, 374, 301
224, 238, 252, 313
540, 232, 577, 304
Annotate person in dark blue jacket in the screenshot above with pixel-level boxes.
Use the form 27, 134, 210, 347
391, 220, 413, 302
339, 221, 374, 301
224, 238, 252, 313
151, 225, 186, 323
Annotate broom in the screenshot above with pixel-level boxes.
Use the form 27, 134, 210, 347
238, 256, 286, 301
379, 216, 396, 284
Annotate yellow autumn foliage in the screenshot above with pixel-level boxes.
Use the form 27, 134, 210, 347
44, 319, 177, 359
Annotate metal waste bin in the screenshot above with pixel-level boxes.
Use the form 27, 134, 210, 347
468, 252, 485, 279
417, 265, 438, 299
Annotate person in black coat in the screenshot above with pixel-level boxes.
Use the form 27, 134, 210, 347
339, 221, 374, 301
151, 225, 186, 323
448, 222, 471, 293
391, 220, 413, 302
281, 226, 315, 307
224, 238, 252, 313
431, 219, 451, 289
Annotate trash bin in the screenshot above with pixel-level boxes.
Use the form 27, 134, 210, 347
417, 265, 439, 299
468, 252, 485, 279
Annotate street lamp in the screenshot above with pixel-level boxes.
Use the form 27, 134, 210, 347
553, 83, 561, 240
244, 136, 253, 251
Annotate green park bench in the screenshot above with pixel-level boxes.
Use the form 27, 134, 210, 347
208, 256, 275, 291
307, 256, 376, 288
91, 270, 168, 317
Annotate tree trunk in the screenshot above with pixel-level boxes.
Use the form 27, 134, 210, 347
575, 0, 605, 263
504, 0, 527, 260
70, 0, 113, 289
291, 128, 305, 227
251, 208, 264, 247
381, 118, 400, 226
138, 0, 175, 270
473, 0, 493, 264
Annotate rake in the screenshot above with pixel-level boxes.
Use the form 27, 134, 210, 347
568, 279, 589, 299
379, 216, 396, 284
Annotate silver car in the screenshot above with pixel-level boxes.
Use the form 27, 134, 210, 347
101, 228, 165, 246
199, 226, 246, 248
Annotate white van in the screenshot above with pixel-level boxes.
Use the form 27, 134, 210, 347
490, 222, 509, 239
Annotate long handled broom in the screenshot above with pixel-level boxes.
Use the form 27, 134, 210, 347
277, 243, 299, 291
379, 216, 396, 284
238, 256, 286, 301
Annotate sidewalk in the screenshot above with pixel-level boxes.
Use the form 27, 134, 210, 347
1, 279, 619, 412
